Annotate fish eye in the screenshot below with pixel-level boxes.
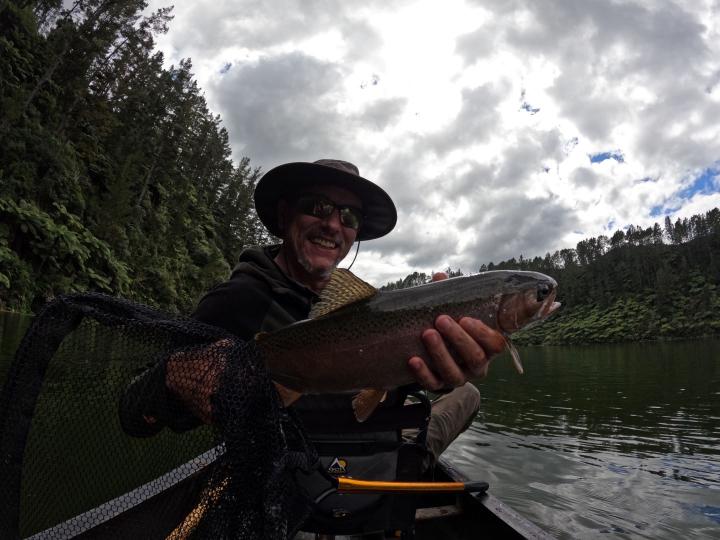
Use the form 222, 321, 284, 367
536, 283, 551, 302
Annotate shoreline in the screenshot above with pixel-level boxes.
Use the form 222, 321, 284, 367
515, 334, 720, 348
0, 309, 33, 316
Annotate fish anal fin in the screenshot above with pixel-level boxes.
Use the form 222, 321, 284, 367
273, 381, 303, 407
309, 269, 377, 319
352, 389, 387, 422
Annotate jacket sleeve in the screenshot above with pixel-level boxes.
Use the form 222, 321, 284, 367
118, 358, 202, 437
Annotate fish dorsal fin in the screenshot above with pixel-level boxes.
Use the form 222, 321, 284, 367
309, 269, 377, 318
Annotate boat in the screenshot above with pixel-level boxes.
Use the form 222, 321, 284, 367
411, 458, 554, 540
26, 448, 553, 540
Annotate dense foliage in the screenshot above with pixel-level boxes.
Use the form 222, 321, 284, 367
1, 0, 270, 313
384, 209, 720, 344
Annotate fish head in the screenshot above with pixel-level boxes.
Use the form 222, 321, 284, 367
497, 274, 560, 333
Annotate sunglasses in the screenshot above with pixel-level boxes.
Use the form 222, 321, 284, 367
294, 194, 364, 230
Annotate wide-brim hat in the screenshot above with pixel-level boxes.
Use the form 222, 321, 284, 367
254, 159, 397, 241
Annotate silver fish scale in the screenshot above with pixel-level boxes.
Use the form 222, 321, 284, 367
258, 270, 557, 393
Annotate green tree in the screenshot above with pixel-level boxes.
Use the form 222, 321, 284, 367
0, 1, 266, 312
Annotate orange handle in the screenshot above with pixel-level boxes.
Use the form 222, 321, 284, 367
336, 477, 467, 493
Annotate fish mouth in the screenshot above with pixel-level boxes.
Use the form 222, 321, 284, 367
538, 284, 560, 318
543, 300, 561, 317
511, 284, 560, 331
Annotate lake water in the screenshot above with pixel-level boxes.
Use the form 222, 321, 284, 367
446, 340, 720, 539
1, 312, 719, 538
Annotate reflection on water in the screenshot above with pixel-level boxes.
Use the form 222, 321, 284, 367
2, 314, 719, 538
444, 340, 720, 539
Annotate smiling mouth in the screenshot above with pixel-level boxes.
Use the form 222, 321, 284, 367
310, 237, 338, 250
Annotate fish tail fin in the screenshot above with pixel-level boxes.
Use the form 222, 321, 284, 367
504, 336, 524, 375
352, 389, 387, 422
273, 381, 303, 407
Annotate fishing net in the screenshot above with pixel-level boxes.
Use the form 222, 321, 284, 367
0, 293, 317, 540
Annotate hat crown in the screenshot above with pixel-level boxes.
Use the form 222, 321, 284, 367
313, 159, 360, 177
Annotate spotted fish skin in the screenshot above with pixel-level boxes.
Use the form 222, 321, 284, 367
256, 269, 560, 394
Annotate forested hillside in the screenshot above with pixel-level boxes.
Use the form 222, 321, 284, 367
384, 210, 720, 344
3, 2, 719, 347
0, 1, 269, 313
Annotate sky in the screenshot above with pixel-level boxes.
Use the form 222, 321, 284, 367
146, 0, 720, 286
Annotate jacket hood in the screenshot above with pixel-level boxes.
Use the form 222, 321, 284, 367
231, 245, 319, 302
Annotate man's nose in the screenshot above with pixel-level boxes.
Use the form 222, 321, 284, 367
320, 208, 343, 230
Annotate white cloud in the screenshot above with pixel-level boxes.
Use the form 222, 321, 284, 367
147, 0, 720, 285
208, 52, 350, 165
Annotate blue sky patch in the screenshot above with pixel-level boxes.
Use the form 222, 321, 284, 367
678, 167, 719, 199
652, 167, 720, 219
649, 204, 680, 219
590, 151, 624, 164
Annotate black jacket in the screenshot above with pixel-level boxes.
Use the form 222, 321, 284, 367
119, 245, 379, 436
192, 244, 318, 339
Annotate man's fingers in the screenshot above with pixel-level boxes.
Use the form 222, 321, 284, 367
409, 315, 507, 391
421, 325, 467, 387
437, 315, 491, 376
458, 317, 507, 357
407, 355, 444, 391
165, 339, 236, 425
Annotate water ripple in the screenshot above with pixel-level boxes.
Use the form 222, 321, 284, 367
453, 340, 720, 539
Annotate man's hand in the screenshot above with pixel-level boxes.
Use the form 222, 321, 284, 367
407, 272, 506, 391
166, 339, 233, 424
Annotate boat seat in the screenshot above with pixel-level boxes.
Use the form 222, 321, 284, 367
293, 390, 432, 539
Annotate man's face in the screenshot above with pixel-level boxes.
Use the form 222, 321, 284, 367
281, 185, 362, 279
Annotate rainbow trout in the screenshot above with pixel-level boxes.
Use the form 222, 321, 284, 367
256, 269, 559, 420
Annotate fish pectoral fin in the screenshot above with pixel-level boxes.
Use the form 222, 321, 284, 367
273, 381, 303, 407
504, 336, 524, 375
309, 269, 377, 318
352, 389, 387, 422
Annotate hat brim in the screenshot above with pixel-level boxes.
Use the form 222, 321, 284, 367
254, 162, 397, 241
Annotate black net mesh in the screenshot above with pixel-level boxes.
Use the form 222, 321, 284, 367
0, 293, 316, 540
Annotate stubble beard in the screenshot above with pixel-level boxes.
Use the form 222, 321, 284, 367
294, 229, 344, 279
297, 251, 338, 279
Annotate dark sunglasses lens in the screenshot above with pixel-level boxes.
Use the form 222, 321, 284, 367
313, 199, 335, 219
297, 196, 332, 218
339, 208, 361, 230
296, 195, 362, 230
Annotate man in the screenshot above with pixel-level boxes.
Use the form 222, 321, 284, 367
120, 159, 505, 468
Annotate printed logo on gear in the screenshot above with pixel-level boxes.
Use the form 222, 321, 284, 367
327, 457, 348, 475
